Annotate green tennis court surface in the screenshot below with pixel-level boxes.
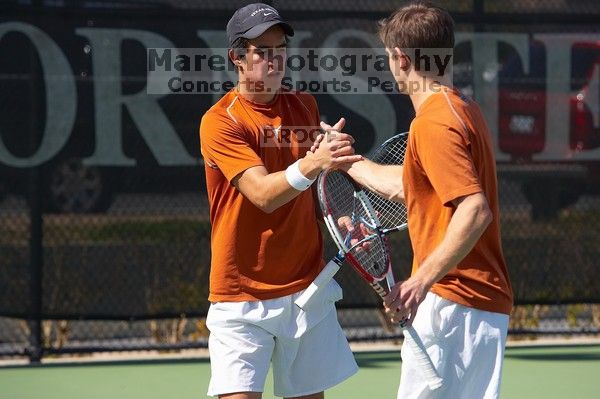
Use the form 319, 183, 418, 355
1, 345, 599, 399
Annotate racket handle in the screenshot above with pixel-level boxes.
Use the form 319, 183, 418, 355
381, 272, 442, 389
294, 255, 343, 310
403, 325, 444, 390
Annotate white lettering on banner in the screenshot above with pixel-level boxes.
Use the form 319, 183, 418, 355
0, 25, 599, 167
0, 22, 76, 168
76, 28, 196, 166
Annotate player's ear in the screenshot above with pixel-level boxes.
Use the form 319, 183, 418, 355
394, 47, 411, 71
228, 48, 244, 70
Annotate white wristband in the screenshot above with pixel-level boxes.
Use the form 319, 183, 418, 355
285, 160, 315, 191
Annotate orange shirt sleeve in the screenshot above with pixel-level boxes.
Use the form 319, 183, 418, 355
200, 111, 264, 182
413, 121, 482, 206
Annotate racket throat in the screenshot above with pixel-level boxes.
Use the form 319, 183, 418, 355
370, 282, 387, 299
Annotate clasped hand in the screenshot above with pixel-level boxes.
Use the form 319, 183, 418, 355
307, 118, 362, 171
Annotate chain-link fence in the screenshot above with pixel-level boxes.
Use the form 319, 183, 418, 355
1, 0, 600, 361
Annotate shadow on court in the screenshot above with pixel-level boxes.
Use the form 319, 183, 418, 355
353, 351, 402, 368
504, 344, 600, 362
0, 357, 210, 370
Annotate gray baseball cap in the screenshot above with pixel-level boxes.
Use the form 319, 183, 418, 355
226, 3, 294, 47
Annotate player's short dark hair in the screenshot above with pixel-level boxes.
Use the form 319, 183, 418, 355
378, 1, 455, 50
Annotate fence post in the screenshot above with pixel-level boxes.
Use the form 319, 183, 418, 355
26, 17, 44, 362
27, 168, 43, 363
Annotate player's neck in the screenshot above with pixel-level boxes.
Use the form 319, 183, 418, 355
237, 80, 278, 104
408, 74, 453, 113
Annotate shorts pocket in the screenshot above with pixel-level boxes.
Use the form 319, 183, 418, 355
293, 279, 343, 338
326, 278, 343, 303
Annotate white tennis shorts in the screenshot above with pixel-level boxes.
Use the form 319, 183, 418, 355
398, 292, 509, 399
206, 279, 358, 397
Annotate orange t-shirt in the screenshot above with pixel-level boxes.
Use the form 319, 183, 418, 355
199, 88, 324, 302
403, 87, 513, 315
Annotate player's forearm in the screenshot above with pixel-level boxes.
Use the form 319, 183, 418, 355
255, 172, 307, 213
346, 160, 405, 203
413, 193, 492, 289
242, 156, 322, 214
236, 134, 362, 213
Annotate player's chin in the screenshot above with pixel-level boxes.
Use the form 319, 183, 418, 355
264, 80, 283, 93
268, 66, 285, 75
266, 70, 285, 82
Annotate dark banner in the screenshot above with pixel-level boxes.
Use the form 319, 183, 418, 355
1, 1, 599, 322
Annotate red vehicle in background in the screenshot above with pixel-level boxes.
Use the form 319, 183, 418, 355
496, 40, 600, 219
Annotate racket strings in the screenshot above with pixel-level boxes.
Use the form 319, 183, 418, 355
366, 190, 407, 230
367, 134, 409, 231
350, 231, 389, 279
320, 171, 389, 279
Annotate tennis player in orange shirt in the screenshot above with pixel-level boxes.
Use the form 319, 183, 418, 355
316, 2, 513, 398
199, 3, 361, 399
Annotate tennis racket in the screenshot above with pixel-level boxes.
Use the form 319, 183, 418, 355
294, 170, 395, 308
296, 132, 410, 308
299, 169, 443, 390
294, 169, 404, 309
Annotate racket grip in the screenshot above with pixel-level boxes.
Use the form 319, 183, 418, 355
294, 256, 343, 310
403, 326, 444, 390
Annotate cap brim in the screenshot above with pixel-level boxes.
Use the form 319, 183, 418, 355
243, 21, 294, 40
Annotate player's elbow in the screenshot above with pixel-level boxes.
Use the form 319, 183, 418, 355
260, 200, 278, 214
233, 171, 281, 214
476, 199, 493, 228
250, 196, 277, 214
253, 191, 284, 214
458, 193, 492, 229
482, 207, 493, 228
383, 166, 405, 203
389, 184, 405, 203
368, 179, 404, 203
